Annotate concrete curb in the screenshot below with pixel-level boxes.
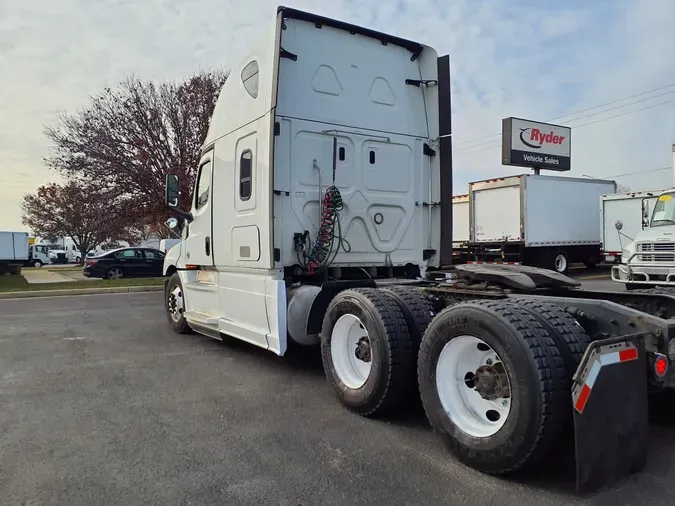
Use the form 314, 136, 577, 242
0, 285, 164, 300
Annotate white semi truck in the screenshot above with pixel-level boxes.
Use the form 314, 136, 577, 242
467, 175, 616, 274
600, 190, 660, 264
160, 6, 675, 494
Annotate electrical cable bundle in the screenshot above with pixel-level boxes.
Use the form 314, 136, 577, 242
306, 185, 351, 273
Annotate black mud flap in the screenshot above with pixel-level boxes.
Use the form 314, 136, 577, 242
571, 334, 649, 495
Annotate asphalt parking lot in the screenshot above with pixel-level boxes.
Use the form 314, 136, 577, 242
1, 272, 674, 505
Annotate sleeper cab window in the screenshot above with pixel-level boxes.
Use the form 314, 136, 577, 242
240, 150, 253, 201
241, 60, 259, 99
195, 159, 212, 209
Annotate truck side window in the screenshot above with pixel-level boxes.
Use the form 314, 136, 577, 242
240, 150, 252, 201
241, 60, 259, 99
195, 159, 212, 209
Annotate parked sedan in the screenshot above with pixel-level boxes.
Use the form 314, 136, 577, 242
83, 247, 166, 279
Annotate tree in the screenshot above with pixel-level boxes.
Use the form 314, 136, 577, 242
44, 69, 229, 228
21, 181, 135, 264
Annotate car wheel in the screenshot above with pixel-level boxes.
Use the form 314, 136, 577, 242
107, 267, 123, 279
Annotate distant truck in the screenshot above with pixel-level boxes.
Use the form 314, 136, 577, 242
0, 231, 29, 273
600, 190, 661, 264
612, 187, 675, 289
452, 194, 469, 263
468, 174, 616, 273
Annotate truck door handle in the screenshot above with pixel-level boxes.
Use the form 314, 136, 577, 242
205, 236, 211, 256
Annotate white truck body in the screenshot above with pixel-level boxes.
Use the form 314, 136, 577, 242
159, 238, 181, 254
600, 190, 661, 263
612, 188, 675, 287
163, 7, 444, 355
452, 195, 469, 244
0, 231, 29, 263
468, 175, 616, 272
451, 194, 469, 263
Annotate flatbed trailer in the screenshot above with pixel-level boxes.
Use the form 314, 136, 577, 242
160, 6, 673, 496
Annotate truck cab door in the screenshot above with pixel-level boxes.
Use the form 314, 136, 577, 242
185, 152, 215, 268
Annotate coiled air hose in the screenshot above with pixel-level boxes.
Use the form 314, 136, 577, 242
306, 185, 351, 273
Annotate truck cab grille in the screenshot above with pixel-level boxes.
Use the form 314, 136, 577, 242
637, 242, 675, 262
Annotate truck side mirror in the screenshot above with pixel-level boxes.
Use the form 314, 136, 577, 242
165, 174, 180, 208
641, 198, 649, 229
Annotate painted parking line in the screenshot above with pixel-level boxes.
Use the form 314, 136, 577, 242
579, 274, 611, 280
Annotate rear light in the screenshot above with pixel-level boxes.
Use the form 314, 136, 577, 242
654, 353, 668, 378
85, 259, 98, 265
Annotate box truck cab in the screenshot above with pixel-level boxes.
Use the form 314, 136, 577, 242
612, 189, 675, 288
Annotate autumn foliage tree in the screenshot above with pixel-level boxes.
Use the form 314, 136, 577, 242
43, 69, 228, 228
21, 181, 136, 263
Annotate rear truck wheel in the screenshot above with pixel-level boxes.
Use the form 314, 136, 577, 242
379, 286, 436, 346
75, 256, 81, 264
165, 273, 192, 334
551, 250, 569, 274
511, 299, 591, 378
380, 286, 437, 394
320, 288, 415, 416
417, 300, 568, 475
107, 267, 123, 279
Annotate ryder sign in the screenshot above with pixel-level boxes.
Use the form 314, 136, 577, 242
502, 117, 571, 171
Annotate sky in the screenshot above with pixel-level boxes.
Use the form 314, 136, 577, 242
1, 0, 675, 231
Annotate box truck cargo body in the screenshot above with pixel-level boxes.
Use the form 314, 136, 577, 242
468, 174, 616, 273
0, 231, 29, 272
452, 194, 469, 262
601, 190, 661, 263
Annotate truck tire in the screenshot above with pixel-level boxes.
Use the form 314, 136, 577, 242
165, 273, 192, 334
320, 288, 415, 416
33, 260, 43, 268
511, 299, 591, 378
551, 250, 569, 274
417, 300, 568, 475
379, 286, 436, 347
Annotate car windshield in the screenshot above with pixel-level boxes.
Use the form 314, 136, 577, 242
650, 193, 675, 227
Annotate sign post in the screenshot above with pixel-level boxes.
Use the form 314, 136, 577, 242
502, 117, 571, 174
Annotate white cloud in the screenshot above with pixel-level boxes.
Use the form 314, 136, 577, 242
1, 0, 674, 230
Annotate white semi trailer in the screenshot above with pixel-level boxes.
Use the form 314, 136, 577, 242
160, 6, 675, 494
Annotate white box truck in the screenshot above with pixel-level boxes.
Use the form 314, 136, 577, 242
158, 6, 675, 493
601, 190, 661, 263
468, 174, 616, 273
452, 194, 469, 262
0, 231, 29, 273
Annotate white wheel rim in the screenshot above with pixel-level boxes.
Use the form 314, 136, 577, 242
555, 254, 567, 272
168, 284, 184, 322
436, 335, 511, 438
331, 314, 372, 389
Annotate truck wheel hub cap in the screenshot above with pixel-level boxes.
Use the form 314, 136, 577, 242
436, 335, 512, 438
168, 285, 184, 322
331, 314, 372, 389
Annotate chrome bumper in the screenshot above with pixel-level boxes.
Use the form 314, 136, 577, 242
611, 251, 675, 286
